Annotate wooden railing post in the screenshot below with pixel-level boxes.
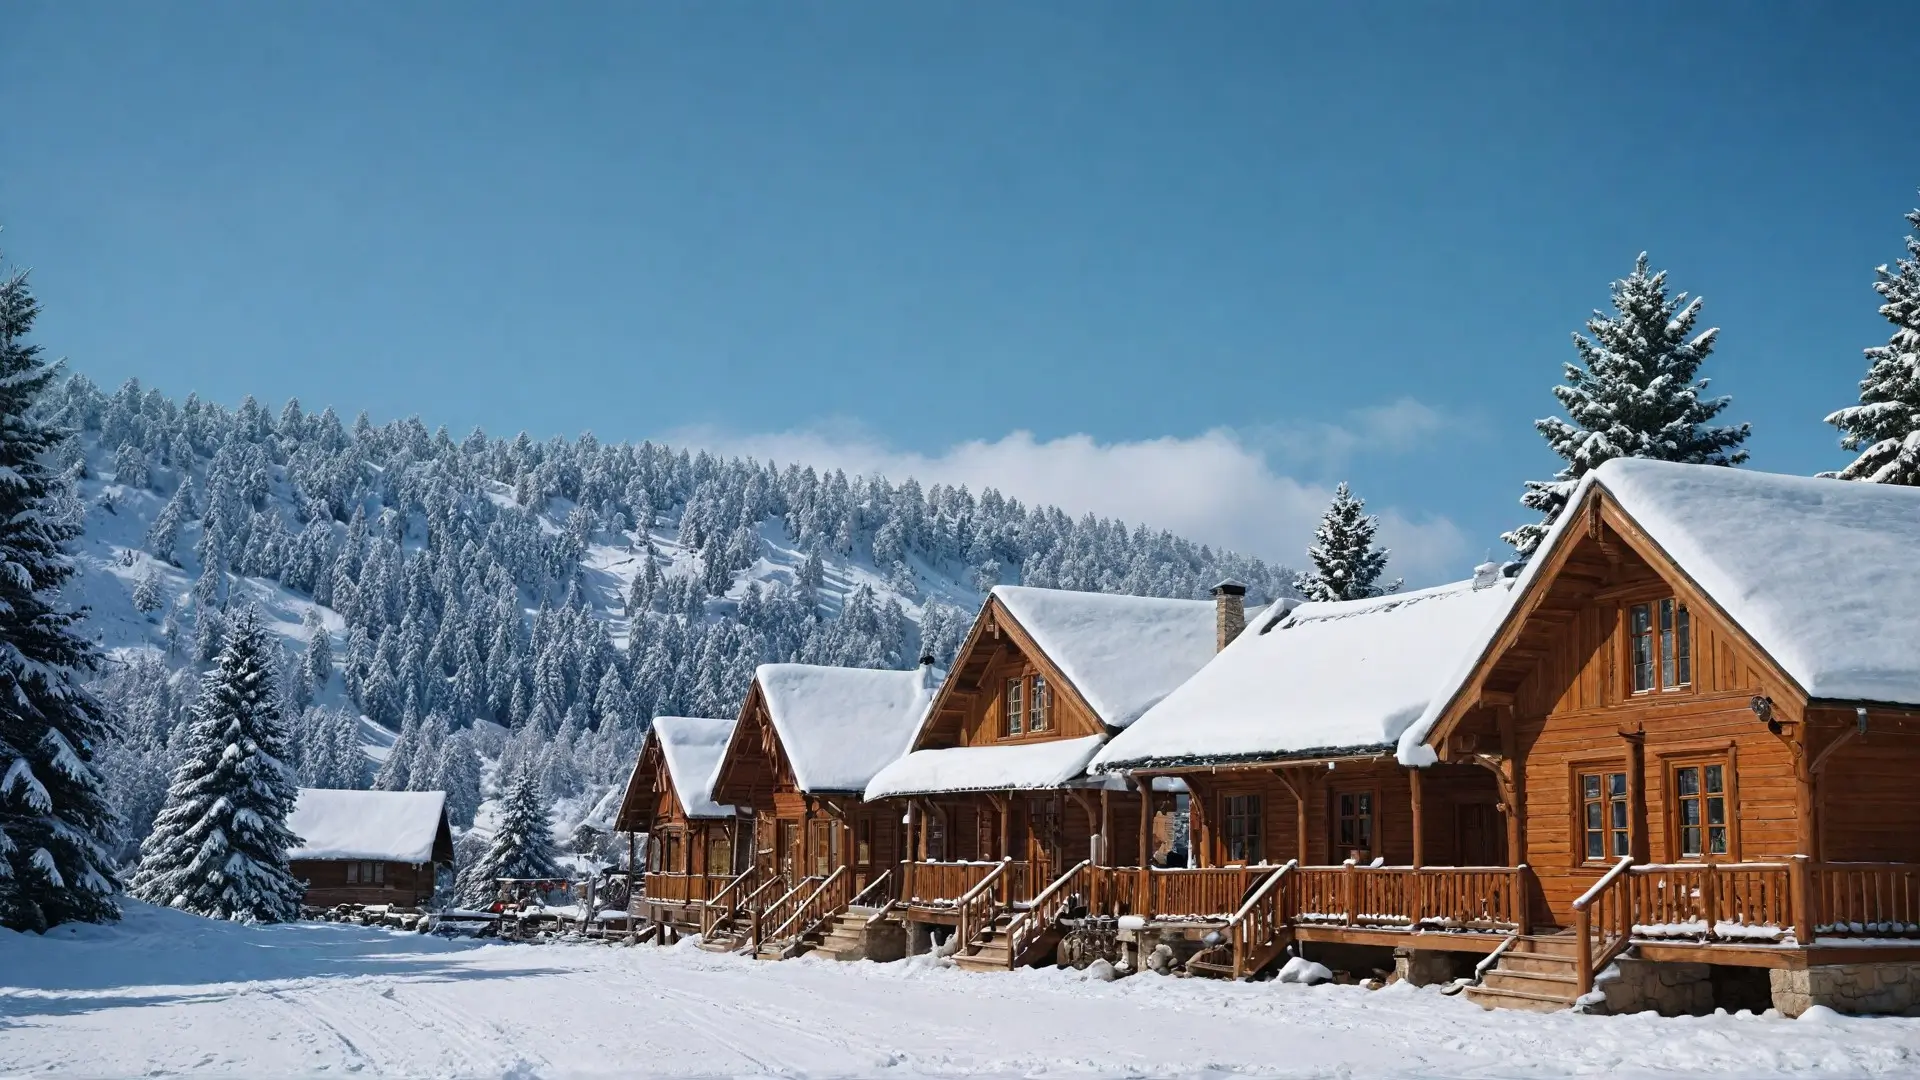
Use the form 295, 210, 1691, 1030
1789, 854, 1814, 945
1410, 867, 1426, 930
1343, 861, 1357, 927
1574, 903, 1593, 995
1700, 862, 1718, 942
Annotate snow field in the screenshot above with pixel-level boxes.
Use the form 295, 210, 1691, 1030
3, 902, 1919, 1078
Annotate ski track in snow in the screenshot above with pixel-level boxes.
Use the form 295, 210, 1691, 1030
4, 905, 1920, 1078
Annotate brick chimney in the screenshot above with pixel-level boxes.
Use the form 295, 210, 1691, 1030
1211, 579, 1248, 652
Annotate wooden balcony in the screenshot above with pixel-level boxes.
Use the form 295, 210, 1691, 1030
639, 872, 736, 906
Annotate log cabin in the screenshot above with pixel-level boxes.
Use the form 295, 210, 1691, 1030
707, 661, 935, 958
287, 789, 454, 910
863, 584, 1219, 968
613, 716, 744, 938
1088, 573, 1517, 979
1397, 459, 1920, 1015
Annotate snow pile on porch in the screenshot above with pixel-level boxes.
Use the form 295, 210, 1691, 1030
1091, 579, 1512, 771
865, 734, 1107, 799
286, 789, 448, 863
755, 663, 933, 793
1398, 460, 1920, 765
993, 586, 1218, 728
652, 716, 737, 818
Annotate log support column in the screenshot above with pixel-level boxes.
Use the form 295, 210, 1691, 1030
1409, 766, 1426, 868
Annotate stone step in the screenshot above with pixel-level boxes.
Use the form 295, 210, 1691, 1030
1463, 983, 1576, 1013
1482, 968, 1579, 996
1498, 951, 1579, 976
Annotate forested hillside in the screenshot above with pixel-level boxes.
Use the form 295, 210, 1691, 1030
50, 375, 1294, 859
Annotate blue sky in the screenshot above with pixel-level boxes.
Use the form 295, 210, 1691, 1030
4, 3, 1915, 583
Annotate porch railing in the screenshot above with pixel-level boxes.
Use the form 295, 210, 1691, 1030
750, 875, 821, 953
1004, 860, 1093, 969
642, 872, 735, 905
955, 859, 1013, 947
699, 869, 757, 938
905, 860, 1028, 905
1573, 856, 1634, 995
1814, 862, 1920, 937
1227, 861, 1296, 979
770, 865, 851, 946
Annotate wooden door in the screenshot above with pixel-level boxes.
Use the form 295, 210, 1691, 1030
1027, 796, 1060, 884
806, 819, 840, 877
1456, 803, 1506, 867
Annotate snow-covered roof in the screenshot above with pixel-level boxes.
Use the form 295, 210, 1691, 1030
1092, 579, 1514, 772
865, 734, 1108, 799
287, 789, 451, 864
754, 663, 934, 794
991, 586, 1218, 730
651, 716, 737, 819
1398, 460, 1920, 765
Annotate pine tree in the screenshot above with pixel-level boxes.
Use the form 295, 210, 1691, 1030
145, 477, 193, 565
128, 605, 305, 923
1825, 194, 1920, 486
0, 249, 120, 932
1505, 254, 1750, 557
1294, 483, 1399, 603
456, 762, 559, 906
132, 569, 165, 617
302, 608, 333, 691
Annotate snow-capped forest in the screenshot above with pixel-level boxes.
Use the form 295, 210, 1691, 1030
52, 374, 1297, 871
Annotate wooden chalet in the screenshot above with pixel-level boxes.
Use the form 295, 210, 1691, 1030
287, 789, 454, 910
701, 662, 933, 959
863, 584, 1219, 968
1087, 572, 1519, 980
613, 716, 744, 939
1394, 459, 1920, 1015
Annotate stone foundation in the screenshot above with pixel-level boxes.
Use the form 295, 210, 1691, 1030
1393, 948, 1462, 988
1770, 963, 1920, 1018
1591, 958, 1715, 1016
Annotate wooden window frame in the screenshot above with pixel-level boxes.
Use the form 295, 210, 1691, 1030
856, 816, 873, 866
1568, 759, 1630, 867
1330, 785, 1380, 862
1221, 793, 1262, 865
1625, 595, 1694, 697
1658, 746, 1739, 861
1005, 676, 1025, 737
346, 860, 359, 884
706, 834, 731, 878
1028, 674, 1051, 733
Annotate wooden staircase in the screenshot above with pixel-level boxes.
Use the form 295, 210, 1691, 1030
1464, 935, 1585, 1012
951, 908, 1069, 971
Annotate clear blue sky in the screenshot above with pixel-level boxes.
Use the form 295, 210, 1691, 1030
4, 3, 1915, 580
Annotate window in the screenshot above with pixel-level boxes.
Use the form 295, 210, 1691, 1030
346, 861, 359, 884
348, 861, 383, 884
1674, 762, 1727, 858
1005, 677, 1024, 736
661, 832, 683, 873
856, 817, 873, 865
1029, 675, 1050, 732
1335, 791, 1374, 859
1629, 598, 1692, 693
1223, 795, 1262, 863
707, 835, 731, 877
371, 862, 384, 884
1579, 770, 1630, 861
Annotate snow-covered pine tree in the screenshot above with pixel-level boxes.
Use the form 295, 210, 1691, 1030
0, 249, 121, 932
456, 761, 559, 906
1294, 483, 1400, 603
132, 568, 165, 616
1505, 254, 1750, 557
1824, 194, 1920, 486
128, 604, 305, 923
144, 476, 193, 565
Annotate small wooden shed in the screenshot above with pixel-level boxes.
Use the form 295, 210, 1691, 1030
287, 788, 455, 909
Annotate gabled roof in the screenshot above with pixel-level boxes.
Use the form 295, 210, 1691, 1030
750, 663, 934, 794
652, 716, 737, 819
866, 734, 1108, 800
287, 789, 454, 864
990, 586, 1218, 730
1092, 579, 1512, 772
1397, 459, 1920, 765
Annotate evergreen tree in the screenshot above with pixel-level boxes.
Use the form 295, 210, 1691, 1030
456, 762, 559, 906
302, 607, 333, 691
1294, 483, 1399, 603
145, 476, 193, 565
0, 250, 120, 932
128, 605, 304, 923
1825, 194, 1920, 486
1505, 254, 1750, 557
132, 569, 166, 616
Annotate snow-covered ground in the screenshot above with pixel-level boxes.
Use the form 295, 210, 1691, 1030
4, 903, 1918, 1078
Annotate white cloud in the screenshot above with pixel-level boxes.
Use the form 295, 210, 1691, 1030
663, 421, 1471, 586
1256, 396, 1456, 471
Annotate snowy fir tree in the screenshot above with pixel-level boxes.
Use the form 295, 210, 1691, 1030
456, 762, 560, 906
132, 568, 165, 616
1294, 483, 1400, 603
1504, 254, 1750, 557
0, 248, 120, 933
128, 605, 305, 923
1825, 194, 1920, 486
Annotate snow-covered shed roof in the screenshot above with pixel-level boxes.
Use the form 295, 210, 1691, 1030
1092, 579, 1514, 772
866, 734, 1107, 800
991, 586, 1219, 730
1398, 460, 1920, 765
753, 663, 935, 794
286, 789, 454, 865
652, 716, 737, 819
